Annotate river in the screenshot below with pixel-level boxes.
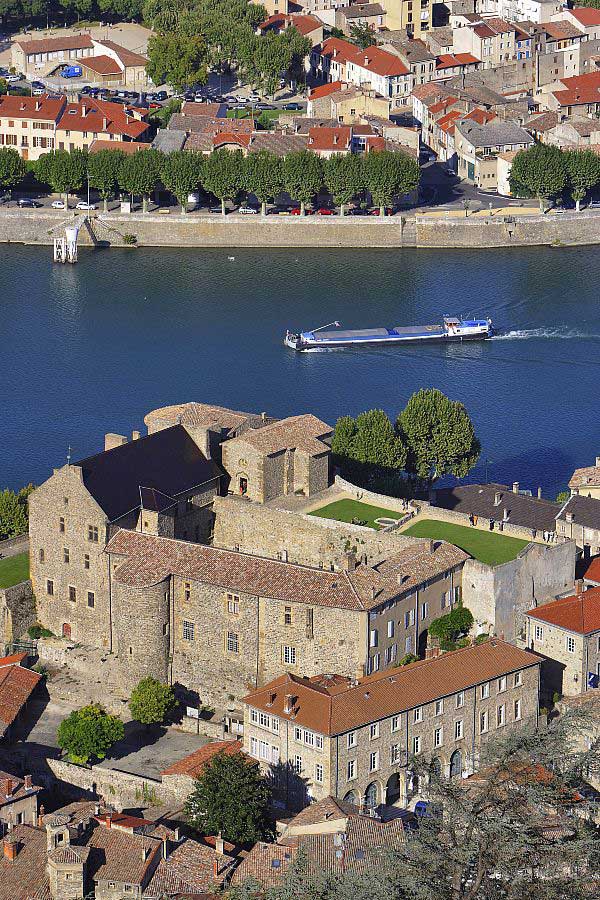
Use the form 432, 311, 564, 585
2, 244, 598, 497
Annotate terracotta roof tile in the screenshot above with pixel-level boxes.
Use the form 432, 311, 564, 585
582, 555, 600, 584
0, 93, 65, 121
0, 770, 41, 805
58, 97, 149, 140
0, 826, 49, 900
0, 664, 41, 732
162, 740, 243, 777
319, 37, 359, 63
527, 585, 600, 634
81, 54, 122, 76
244, 640, 541, 735
541, 20, 584, 40
309, 80, 344, 100
557, 494, 600, 530
229, 413, 331, 455
569, 464, 600, 489
16, 33, 93, 54
180, 102, 227, 118
308, 125, 352, 151
87, 825, 162, 885
144, 402, 258, 432
145, 837, 235, 895
569, 7, 600, 26
434, 482, 559, 533
95, 39, 148, 67
90, 139, 151, 154
231, 842, 296, 887
350, 45, 410, 77
286, 796, 359, 828
212, 132, 252, 149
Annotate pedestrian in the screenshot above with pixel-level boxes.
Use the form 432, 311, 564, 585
469, 513, 474, 526
490, 518, 495, 531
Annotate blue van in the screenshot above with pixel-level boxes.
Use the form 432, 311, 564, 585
61, 65, 82, 78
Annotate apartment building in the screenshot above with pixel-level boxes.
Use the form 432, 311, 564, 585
346, 45, 413, 101
453, 17, 521, 68
243, 639, 541, 810
454, 117, 533, 186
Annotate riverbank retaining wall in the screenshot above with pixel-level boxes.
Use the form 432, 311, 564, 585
1, 207, 599, 249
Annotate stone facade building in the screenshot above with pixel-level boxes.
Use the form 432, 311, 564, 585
242, 639, 541, 810
0, 771, 41, 833
104, 528, 466, 703
556, 494, 600, 556
525, 583, 600, 696
569, 456, 600, 500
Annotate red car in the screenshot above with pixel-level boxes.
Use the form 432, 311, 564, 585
290, 207, 314, 215
369, 207, 393, 216
316, 207, 335, 215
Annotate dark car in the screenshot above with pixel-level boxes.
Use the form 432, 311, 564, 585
209, 206, 224, 213
183, 92, 195, 101
80, 85, 91, 94
282, 102, 303, 111
256, 102, 276, 110
155, 90, 168, 101
18, 198, 42, 208
348, 207, 369, 216
369, 207, 393, 216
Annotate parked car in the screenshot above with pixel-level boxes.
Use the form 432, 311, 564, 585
31, 85, 44, 95
31, 79, 45, 89
256, 102, 276, 110
348, 207, 368, 216
5, 73, 21, 83
0, 192, 10, 204
369, 207, 393, 216
80, 85, 91, 94
282, 102, 302, 111
588, 199, 600, 209
61, 65, 82, 78
443, 166, 455, 177
239, 206, 258, 214
154, 90, 167, 101
316, 207, 335, 215
51, 200, 66, 209
75, 201, 96, 211
209, 205, 223, 213
290, 207, 314, 215
18, 198, 41, 208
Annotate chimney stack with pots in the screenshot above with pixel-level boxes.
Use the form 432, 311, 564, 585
494, 491, 502, 506
575, 579, 584, 595
513, 482, 519, 494
3, 836, 17, 862
342, 550, 357, 572
24, 775, 32, 790
216, 832, 225, 855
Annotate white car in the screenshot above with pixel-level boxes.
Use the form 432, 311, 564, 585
6, 73, 20, 83
239, 206, 258, 214
75, 201, 96, 211
51, 200, 65, 209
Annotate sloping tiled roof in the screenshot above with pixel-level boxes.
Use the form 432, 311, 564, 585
319, 37, 359, 63
168, 113, 254, 135
0, 664, 41, 732
351, 44, 409, 77
0, 93, 65, 121
75, 424, 221, 520
570, 464, 600, 489
0, 826, 49, 900
16, 33, 93, 54
527, 585, 600, 634
433, 483, 559, 533
180, 101, 227, 118
231, 843, 296, 888
90, 139, 151, 154
0, 770, 41, 805
86, 826, 162, 885
557, 494, 600, 530
309, 80, 344, 100
341, 3, 385, 18
286, 796, 359, 828
162, 740, 243, 777
541, 20, 584, 40
95, 39, 148, 67
569, 7, 600, 26
144, 837, 235, 895
436, 53, 480, 69
57, 97, 149, 140
582, 555, 600, 584
229, 413, 331, 455
144, 401, 269, 435
553, 71, 600, 106
81, 54, 121, 75
308, 125, 352, 151
243, 640, 541, 735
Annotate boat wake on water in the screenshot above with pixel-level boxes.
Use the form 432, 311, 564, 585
492, 327, 600, 341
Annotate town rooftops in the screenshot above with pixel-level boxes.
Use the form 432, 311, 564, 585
180, 101, 228, 118
231, 842, 296, 888
0, 770, 41, 805
15, 33, 93, 54
436, 52, 480, 69
90, 139, 151, 154
351, 44, 410, 77
308, 125, 352, 151
94, 39, 148, 67
411, 82, 452, 103
162, 739, 243, 778
243, 640, 541, 735
284, 795, 359, 829
0, 825, 49, 900
569, 7, 600, 26
80, 54, 122, 75
340, 3, 385, 19
168, 113, 254, 135
259, 12, 323, 35
230, 413, 332, 456
0, 92, 65, 121
433, 482, 559, 533
309, 80, 344, 100
553, 71, 600, 106
569, 462, 600, 489
74, 423, 221, 521
527, 585, 600, 634
557, 494, 600, 530
144, 835, 236, 895
0, 661, 41, 735
105, 529, 465, 611
319, 36, 360, 63
144, 401, 274, 436
455, 118, 534, 148
539, 20, 584, 40
58, 96, 149, 139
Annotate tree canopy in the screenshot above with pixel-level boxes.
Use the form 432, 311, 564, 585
324, 154, 364, 214
87, 148, 125, 212
282, 150, 323, 213
184, 749, 273, 843
160, 149, 204, 212
565, 149, 600, 211
509, 144, 567, 210
363, 149, 420, 213
0, 484, 33, 540
202, 148, 245, 214
57, 703, 124, 765
129, 676, 176, 725
244, 149, 284, 215
118, 148, 162, 211
146, 31, 208, 93
0, 146, 26, 190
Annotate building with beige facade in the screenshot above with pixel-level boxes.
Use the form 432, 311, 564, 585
243, 639, 541, 810
0, 772, 41, 833
526, 583, 600, 697
569, 457, 600, 500
12, 34, 148, 86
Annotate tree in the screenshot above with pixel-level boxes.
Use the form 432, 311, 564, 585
565, 149, 600, 211
282, 150, 323, 214
184, 749, 272, 843
324, 153, 363, 215
331, 409, 407, 483
118, 148, 162, 212
363, 148, 420, 214
0, 484, 33, 540
244, 150, 284, 215
129, 676, 176, 725
556, 490, 570, 503
160, 149, 203, 212
87, 148, 125, 213
509, 144, 567, 211
398, 388, 480, 483
202, 148, 245, 215
146, 32, 208, 93
35, 149, 87, 208
57, 703, 124, 765
428, 605, 474, 651
0, 146, 26, 192
349, 22, 375, 49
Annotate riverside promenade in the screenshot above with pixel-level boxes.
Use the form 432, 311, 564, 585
0, 205, 599, 250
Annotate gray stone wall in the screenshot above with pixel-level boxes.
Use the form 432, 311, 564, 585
111, 574, 170, 690
45, 758, 175, 811
0, 579, 36, 644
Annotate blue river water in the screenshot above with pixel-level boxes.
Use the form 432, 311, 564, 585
1, 244, 599, 498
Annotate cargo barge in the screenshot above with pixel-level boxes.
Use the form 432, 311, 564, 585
284, 316, 493, 350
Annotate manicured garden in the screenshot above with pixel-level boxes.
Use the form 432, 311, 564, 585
0, 552, 30, 589
308, 499, 403, 530
402, 520, 529, 566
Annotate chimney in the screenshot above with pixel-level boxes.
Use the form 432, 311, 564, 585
132, 430, 140, 441
162, 836, 169, 859
333, 133, 338, 144
537, 487, 542, 499
575, 578, 584, 595
105, 813, 112, 828
566, 511, 574, 523
143, 844, 152, 862
215, 832, 225, 855
3, 836, 17, 862
38, 805, 45, 828
261, 411, 267, 422
283, 693, 294, 714
35, 100, 41, 110
103, 116, 108, 129
512, 482, 519, 494
24, 775, 32, 790
428, 539, 435, 553
342, 550, 357, 572
82, 104, 87, 116
425, 645, 441, 659
596, 456, 600, 468
494, 491, 502, 506
104, 433, 128, 452
2, 779, 14, 797
503, 507, 509, 521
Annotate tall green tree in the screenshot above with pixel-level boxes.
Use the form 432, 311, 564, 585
184, 749, 273, 843
349, 22, 375, 49
57, 704, 124, 765
0, 484, 33, 540
118, 148, 162, 212
363, 148, 420, 214
202, 148, 245, 215
509, 143, 567, 211
34, 149, 87, 208
398, 388, 480, 483
160, 149, 204, 212
129, 676, 176, 725
282, 150, 323, 215
0, 146, 26, 192
146, 32, 208, 92
244, 150, 284, 215
565, 148, 600, 211
324, 153, 363, 215
331, 409, 407, 483
87, 149, 125, 213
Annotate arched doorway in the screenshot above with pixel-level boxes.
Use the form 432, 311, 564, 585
364, 782, 378, 811
386, 773, 400, 805
343, 790, 356, 804
450, 750, 462, 779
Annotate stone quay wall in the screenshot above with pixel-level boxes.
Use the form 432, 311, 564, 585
2, 207, 600, 249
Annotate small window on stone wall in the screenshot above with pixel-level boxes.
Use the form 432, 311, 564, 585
87, 591, 95, 608
39, 548, 45, 563
69, 586, 76, 603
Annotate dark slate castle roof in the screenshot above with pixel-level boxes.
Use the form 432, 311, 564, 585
432, 483, 560, 533
76, 425, 221, 521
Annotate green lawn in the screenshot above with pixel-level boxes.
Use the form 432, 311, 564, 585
309, 499, 403, 530
0, 552, 30, 589
402, 520, 529, 566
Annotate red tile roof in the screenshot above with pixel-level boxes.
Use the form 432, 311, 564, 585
94, 39, 147, 67
0, 825, 49, 900
527, 585, 600, 634
350, 44, 409, 77
582, 556, 600, 584
181, 101, 227, 117
89, 139, 151, 154
308, 125, 352, 150
320, 37, 359, 63
260, 12, 323, 35
570, 7, 600, 26
473, 23, 496, 38
212, 132, 252, 149
0, 664, 41, 732
436, 53, 480, 69
429, 96, 459, 114
541, 20, 584, 40
464, 107, 496, 124
0, 93, 65, 121
309, 80, 344, 100
0, 770, 41, 805
16, 33, 93, 54
81, 54, 122, 76
553, 71, 600, 106
58, 97, 149, 139
243, 640, 541, 735
162, 740, 243, 777
0, 652, 28, 668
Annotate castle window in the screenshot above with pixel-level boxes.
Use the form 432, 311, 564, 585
227, 631, 239, 653
68, 586, 76, 603
87, 525, 98, 543
184, 582, 191, 602
59, 517, 65, 533
39, 548, 45, 563
87, 591, 95, 608
227, 594, 239, 615
183, 620, 195, 641
63, 548, 70, 564
283, 645, 296, 665
315, 763, 324, 784
306, 608, 313, 639
63, 497, 69, 506
47, 579, 54, 596
84, 554, 90, 570
284, 606, 292, 625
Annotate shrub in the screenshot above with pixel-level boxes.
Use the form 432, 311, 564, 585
123, 233, 137, 245
397, 653, 418, 667
28, 624, 53, 640
474, 633, 490, 645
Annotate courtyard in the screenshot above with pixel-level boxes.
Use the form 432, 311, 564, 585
401, 520, 529, 566
308, 498, 404, 530
0, 550, 29, 588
